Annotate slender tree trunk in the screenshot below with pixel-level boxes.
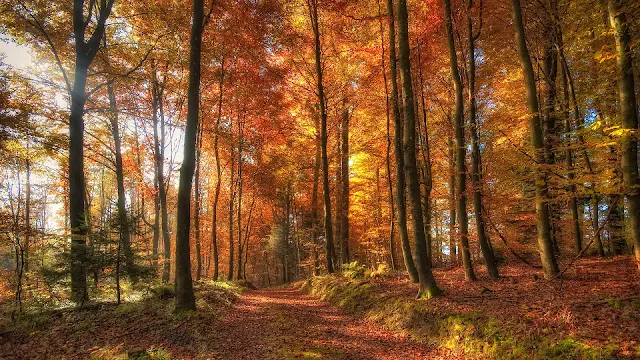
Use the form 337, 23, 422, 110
448, 135, 457, 265
340, 99, 350, 264
558, 49, 583, 255
466, 0, 498, 279
237, 114, 244, 280
609, 0, 640, 268
311, 107, 321, 276
511, 0, 559, 279
377, 0, 397, 270
397, 0, 441, 298
107, 82, 136, 282
174, 0, 206, 311
541, 5, 560, 255
387, 0, 418, 282
308, 0, 335, 273
24, 158, 30, 273
443, 0, 476, 281
228, 121, 235, 281
194, 124, 203, 281
211, 59, 225, 281
152, 68, 171, 284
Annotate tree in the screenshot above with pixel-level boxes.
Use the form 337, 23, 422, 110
608, 0, 640, 269
466, 0, 498, 279
396, 0, 440, 298
174, 0, 208, 311
387, 0, 418, 282
308, 0, 336, 273
443, 0, 476, 281
511, 0, 559, 279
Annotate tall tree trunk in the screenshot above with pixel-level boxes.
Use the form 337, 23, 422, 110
228, 118, 235, 281
152, 66, 172, 284
24, 158, 30, 273
377, 0, 397, 271
558, 43, 601, 255
387, 0, 418, 282
236, 114, 244, 280
107, 82, 136, 282
558, 46, 583, 255
448, 135, 457, 265
540, 4, 560, 255
340, 99, 350, 264
511, 0, 559, 279
466, 0, 498, 279
194, 124, 203, 281
308, 0, 336, 273
69, 0, 115, 303
311, 107, 321, 276
211, 59, 225, 281
397, 0, 441, 298
174, 0, 205, 311
417, 44, 434, 266
609, 0, 640, 268
443, 0, 476, 281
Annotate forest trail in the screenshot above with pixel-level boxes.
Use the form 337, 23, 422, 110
210, 287, 442, 359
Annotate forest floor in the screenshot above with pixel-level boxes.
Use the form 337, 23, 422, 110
0, 256, 639, 359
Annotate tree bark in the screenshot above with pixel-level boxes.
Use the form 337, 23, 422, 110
387, 0, 418, 282
511, 0, 559, 279
308, 0, 335, 273
397, 0, 441, 298
174, 0, 205, 311
311, 107, 321, 276
69, 0, 115, 303
107, 83, 136, 282
194, 123, 203, 281
444, 0, 476, 281
377, 0, 397, 271
466, 0, 498, 279
340, 99, 350, 265
609, 0, 640, 269
211, 59, 225, 281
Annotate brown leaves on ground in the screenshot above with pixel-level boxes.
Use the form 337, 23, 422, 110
1, 256, 638, 359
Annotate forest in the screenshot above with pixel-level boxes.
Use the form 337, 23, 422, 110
0, 0, 639, 358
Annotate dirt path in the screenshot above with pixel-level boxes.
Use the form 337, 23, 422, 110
209, 287, 442, 359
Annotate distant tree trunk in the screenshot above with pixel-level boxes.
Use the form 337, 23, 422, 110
511, 0, 559, 279
69, 0, 115, 304
558, 44, 583, 255
559, 45, 601, 255
228, 119, 235, 281
194, 124, 203, 281
107, 82, 136, 282
417, 44, 434, 265
308, 0, 336, 273
24, 158, 30, 273
540, 5, 560, 255
466, 0, 498, 279
397, 0, 441, 298
340, 99, 350, 265
237, 114, 244, 280
387, 0, 418, 282
152, 66, 171, 284
377, 0, 397, 270
311, 107, 321, 276
448, 135, 457, 265
443, 0, 476, 281
609, 0, 640, 268
211, 59, 225, 281
174, 0, 205, 311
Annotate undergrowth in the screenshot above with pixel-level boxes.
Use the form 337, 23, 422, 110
300, 267, 628, 359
